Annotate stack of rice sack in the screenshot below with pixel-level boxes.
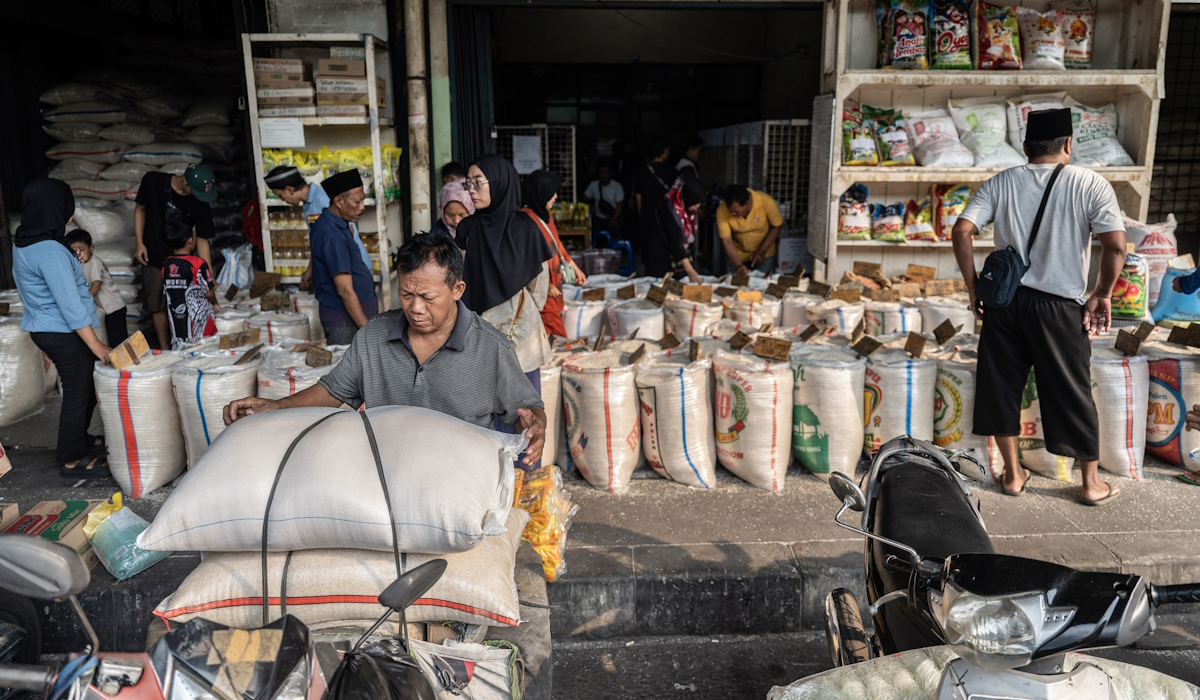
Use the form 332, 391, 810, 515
0, 313, 48, 427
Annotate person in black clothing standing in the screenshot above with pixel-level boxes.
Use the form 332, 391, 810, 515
633, 136, 678, 252
644, 176, 705, 282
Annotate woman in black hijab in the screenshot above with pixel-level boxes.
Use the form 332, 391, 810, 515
12, 178, 111, 478
644, 175, 706, 281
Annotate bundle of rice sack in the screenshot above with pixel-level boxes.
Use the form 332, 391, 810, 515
864, 300, 922, 336
172, 351, 262, 469
806, 299, 865, 335
46, 141, 128, 165
725, 296, 783, 329
791, 346, 865, 480
864, 348, 937, 453
664, 299, 725, 338
94, 351, 186, 497
44, 101, 133, 125
562, 300, 608, 340
933, 345, 1004, 483
635, 353, 716, 488
1090, 344, 1148, 479
247, 311, 310, 344
561, 350, 641, 494
121, 142, 204, 166
0, 316, 47, 427
49, 158, 105, 181
712, 350, 793, 492
781, 291, 823, 328
915, 295, 975, 335
43, 122, 103, 143
98, 161, 157, 182
948, 97, 1025, 168
607, 299, 664, 339
1143, 342, 1200, 472
1017, 369, 1073, 481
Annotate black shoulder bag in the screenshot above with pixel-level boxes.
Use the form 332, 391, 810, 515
974, 163, 1064, 309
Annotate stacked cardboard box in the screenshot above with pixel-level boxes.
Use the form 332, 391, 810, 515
253, 58, 315, 117
5, 500, 104, 570
315, 54, 386, 117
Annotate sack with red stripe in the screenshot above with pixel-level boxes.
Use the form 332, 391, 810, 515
257, 341, 347, 401
45, 140, 128, 165
154, 508, 528, 630
636, 354, 716, 489
0, 316, 46, 427
712, 350, 793, 492
1143, 342, 1200, 472
724, 296, 783, 329
562, 350, 641, 494
94, 351, 187, 497
290, 293, 324, 343
664, 298, 724, 338
65, 178, 135, 202
213, 308, 253, 335
561, 299, 608, 340
247, 310, 310, 344
1090, 344, 1148, 480
171, 350, 262, 469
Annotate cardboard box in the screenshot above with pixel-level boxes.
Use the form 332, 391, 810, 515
426, 624, 455, 645
0, 503, 19, 532
260, 106, 317, 117
316, 104, 368, 117
258, 95, 315, 105
254, 70, 308, 83
253, 58, 308, 75
4, 500, 104, 570
330, 46, 366, 60
317, 58, 366, 77
255, 80, 313, 91
257, 87, 315, 99
316, 77, 386, 107
317, 94, 384, 108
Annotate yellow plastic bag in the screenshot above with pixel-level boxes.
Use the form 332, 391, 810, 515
514, 466, 579, 583
83, 492, 123, 539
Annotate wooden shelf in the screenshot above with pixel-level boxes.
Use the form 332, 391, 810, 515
839, 70, 1160, 97
836, 239, 995, 248
835, 166, 1148, 184
245, 33, 388, 50
257, 116, 393, 127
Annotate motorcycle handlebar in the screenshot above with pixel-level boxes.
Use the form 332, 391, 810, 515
1150, 583, 1200, 606
0, 662, 56, 692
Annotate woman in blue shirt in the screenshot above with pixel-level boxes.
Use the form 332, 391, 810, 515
12, 179, 111, 477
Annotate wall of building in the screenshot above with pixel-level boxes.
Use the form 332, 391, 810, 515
266, 0, 389, 36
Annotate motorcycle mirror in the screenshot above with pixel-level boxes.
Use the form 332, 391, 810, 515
379, 559, 448, 612
0, 535, 90, 599
829, 473, 866, 512
950, 451, 989, 483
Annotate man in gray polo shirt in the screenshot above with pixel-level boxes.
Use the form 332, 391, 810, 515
222, 234, 548, 467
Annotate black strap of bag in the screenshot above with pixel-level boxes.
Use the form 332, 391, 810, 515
975, 163, 1065, 309
1024, 163, 1065, 262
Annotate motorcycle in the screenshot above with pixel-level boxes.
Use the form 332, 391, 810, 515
786, 435, 1200, 699
0, 533, 443, 700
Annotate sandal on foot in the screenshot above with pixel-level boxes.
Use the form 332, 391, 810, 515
1080, 482, 1120, 506
1002, 468, 1031, 497
63, 455, 110, 480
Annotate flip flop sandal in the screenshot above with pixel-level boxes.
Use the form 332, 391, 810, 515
1080, 482, 1121, 506
1001, 468, 1031, 497
62, 455, 110, 480
1178, 474, 1200, 487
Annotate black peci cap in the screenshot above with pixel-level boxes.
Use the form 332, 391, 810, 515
1025, 108, 1074, 142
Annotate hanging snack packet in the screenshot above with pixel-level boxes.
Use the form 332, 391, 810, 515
872, 202, 906, 243
864, 106, 916, 166
933, 184, 971, 241
1053, 0, 1094, 69
1065, 97, 1134, 167
973, 1, 1022, 70
904, 109, 974, 167
843, 108, 880, 166
889, 0, 931, 70
904, 198, 936, 243
1005, 92, 1067, 153
1016, 8, 1066, 70
839, 185, 872, 241
1112, 250, 1151, 320
948, 97, 1026, 168
931, 0, 972, 69
876, 0, 893, 68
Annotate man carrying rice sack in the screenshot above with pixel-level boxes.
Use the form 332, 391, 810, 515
950, 108, 1126, 506
223, 233, 549, 468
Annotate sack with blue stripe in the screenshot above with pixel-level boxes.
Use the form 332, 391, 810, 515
864, 348, 937, 453
171, 350, 262, 469
635, 354, 717, 489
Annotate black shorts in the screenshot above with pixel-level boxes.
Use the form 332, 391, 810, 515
973, 286, 1099, 461
140, 265, 166, 314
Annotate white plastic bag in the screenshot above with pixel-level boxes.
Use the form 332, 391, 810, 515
43, 122, 103, 143
791, 346, 865, 480
1065, 98, 1134, 167
0, 316, 46, 427
636, 354, 716, 488
1128, 214, 1178, 309
216, 243, 255, 289
607, 299, 665, 339
1090, 344, 1148, 479
561, 351, 641, 494
903, 109, 974, 167
948, 97, 1026, 168
712, 350, 793, 492
864, 348, 937, 453
806, 300, 865, 335
864, 301, 921, 336
562, 300, 608, 340
933, 346, 1004, 483
49, 158, 105, 181
1144, 342, 1200, 472
664, 299, 725, 338
171, 351, 262, 469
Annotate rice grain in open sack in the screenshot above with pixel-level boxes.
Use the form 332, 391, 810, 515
664, 298, 725, 338
248, 310, 310, 344
864, 348, 937, 453
712, 350, 793, 492
257, 341, 348, 401
562, 299, 608, 340
781, 291, 823, 328
171, 350, 261, 469
1143, 341, 1200, 472
1089, 343, 1148, 480
607, 298, 665, 339
138, 405, 525, 553
725, 295, 783, 328
0, 315, 47, 427
94, 350, 185, 497
561, 350, 641, 494
791, 346, 865, 480
932, 343, 1004, 483
635, 353, 716, 488
864, 300, 922, 336
806, 299, 865, 335
915, 294, 975, 335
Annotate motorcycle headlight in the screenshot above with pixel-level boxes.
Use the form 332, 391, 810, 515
271, 656, 311, 700
933, 583, 1076, 670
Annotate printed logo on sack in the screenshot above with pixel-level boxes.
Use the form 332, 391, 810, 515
792, 404, 830, 473
1146, 360, 1184, 463
561, 379, 586, 459
933, 372, 964, 447
715, 379, 749, 444
862, 371, 882, 452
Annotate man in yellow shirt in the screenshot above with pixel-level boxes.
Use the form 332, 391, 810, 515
717, 184, 784, 276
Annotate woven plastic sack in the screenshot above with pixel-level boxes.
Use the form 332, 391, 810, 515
1127, 214, 1178, 309
948, 97, 1025, 168
171, 351, 262, 469
94, 350, 186, 498
725, 296, 783, 329
712, 350, 793, 492
780, 292, 822, 329
138, 405, 525, 553
46, 141, 128, 165
154, 508, 529, 629
933, 346, 1004, 483
562, 300, 608, 340
98, 161, 156, 182
43, 122, 103, 143
1017, 369, 1072, 481
864, 300, 922, 336
607, 299, 664, 339
49, 158, 105, 181
864, 348, 937, 454
182, 96, 232, 127
1143, 342, 1200, 472
257, 342, 347, 401
915, 295, 975, 335
289, 293, 325, 343
791, 346, 865, 480
66, 178, 135, 202
121, 142, 204, 166
409, 638, 519, 700
0, 316, 46, 427
248, 310, 310, 344
806, 299, 865, 335
40, 83, 109, 105
1066, 97, 1134, 167
44, 101, 132, 125
903, 109, 974, 167
663, 299, 724, 338
635, 354, 716, 489
213, 308, 252, 335
1090, 344, 1148, 479
561, 351, 641, 494
98, 123, 158, 146
536, 363, 563, 467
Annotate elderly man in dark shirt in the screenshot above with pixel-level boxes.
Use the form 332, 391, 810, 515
223, 233, 548, 466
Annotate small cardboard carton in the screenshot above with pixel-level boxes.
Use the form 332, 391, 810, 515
252, 58, 309, 76
317, 58, 366, 77
330, 46, 366, 61
4, 500, 104, 570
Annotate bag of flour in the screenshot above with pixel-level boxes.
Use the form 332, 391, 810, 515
713, 350, 793, 492
781, 292, 823, 329
248, 311, 310, 344
915, 295, 975, 335
1090, 344, 1148, 479
94, 351, 186, 497
561, 351, 641, 493
903, 109, 975, 168
948, 97, 1026, 168
636, 354, 716, 489
725, 296, 783, 329
1017, 369, 1073, 481
608, 299, 665, 339
256, 342, 347, 401
806, 300, 866, 335
864, 300, 922, 336
664, 299, 725, 338
0, 316, 46, 427
933, 346, 1004, 483
1143, 342, 1200, 472
864, 348, 937, 453
172, 351, 262, 469
562, 299, 608, 340
791, 346, 865, 480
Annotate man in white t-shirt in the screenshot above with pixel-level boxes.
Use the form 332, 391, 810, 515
583, 164, 625, 234
952, 108, 1127, 506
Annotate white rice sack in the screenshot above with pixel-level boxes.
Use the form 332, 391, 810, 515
781, 292, 823, 329
0, 316, 47, 427
636, 354, 717, 489
98, 123, 158, 146
1090, 344, 1148, 479
948, 97, 1026, 168
562, 300, 609, 340
664, 299, 725, 338
561, 351, 641, 494
187, 125, 235, 148
1016, 8, 1067, 70
158, 162, 193, 176
137, 91, 193, 120
93, 240, 135, 268
94, 351, 186, 498
248, 311, 310, 344
933, 347, 1004, 483
46, 141, 128, 165
712, 350, 793, 492
66, 179, 135, 202
288, 293, 325, 343
43, 101, 132, 125
725, 296, 783, 329
1017, 369, 1073, 481
864, 348, 937, 453
155, 508, 529, 630
43, 122, 102, 143
138, 405, 525, 553
1144, 342, 1200, 472
181, 95, 232, 127
1128, 214, 1178, 309
1065, 98, 1134, 167
806, 299, 865, 335
903, 109, 974, 167
99, 161, 157, 183
257, 341, 347, 401
48, 158, 104, 181
915, 296, 975, 335
172, 351, 262, 469
563, 274, 656, 301
1006, 93, 1067, 153
121, 142, 204, 166
76, 201, 133, 244
607, 299, 665, 339
539, 363, 563, 467
791, 346, 865, 480
40, 83, 109, 105
864, 300, 922, 336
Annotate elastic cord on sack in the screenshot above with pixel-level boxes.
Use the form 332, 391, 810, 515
358, 411, 403, 580
280, 551, 294, 619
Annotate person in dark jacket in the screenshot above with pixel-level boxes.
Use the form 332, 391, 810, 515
644, 176, 705, 282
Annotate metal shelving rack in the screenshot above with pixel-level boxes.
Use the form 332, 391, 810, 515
697, 120, 812, 232
241, 32, 398, 310
494, 124, 578, 202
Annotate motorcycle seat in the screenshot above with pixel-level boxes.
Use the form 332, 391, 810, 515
873, 459, 994, 559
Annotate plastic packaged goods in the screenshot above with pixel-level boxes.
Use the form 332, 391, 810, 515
932, 346, 1003, 483
538, 363, 563, 468
712, 350, 793, 492
887, 0, 931, 70
1053, 0, 1095, 69
43, 122, 103, 143
791, 346, 866, 480
972, 1, 1022, 70
139, 406, 525, 553
842, 109, 880, 166
1016, 7, 1066, 70
933, 184, 970, 241
1151, 266, 1200, 324
247, 310, 310, 344
781, 292, 824, 328
562, 299, 608, 340
864, 348, 937, 453
725, 296, 784, 328
864, 300, 922, 336
607, 299, 665, 339
1089, 344, 1148, 479
806, 299, 866, 335
46, 141, 128, 165
863, 106, 915, 166
155, 508, 529, 629
40, 82, 109, 105
1065, 98, 1134, 167
1111, 251, 1151, 320
838, 185, 872, 240
172, 351, 262, 469
664, 298, 725, 338
635, 354, 717, 488
915, 295, 976, 334
516, 466, 578, 582
931, 0, 972, 69
0, 316, 47, 427
256, 341, 347, 401
1126, 214, 1178, 309
1016, 369, 1072, 481
948, 98, 1025, 167
1006, 93, 1067, 153
120, 142, 204, 166
94, 351, 186, 498
561, 351, 641, 494
1143, 342, 1200, 471
84, 494, 170, 581
903, 198, 936, 243
872, 202, 906, 243
903, 109, 975, 167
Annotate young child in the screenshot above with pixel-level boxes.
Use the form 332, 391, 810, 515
161, 216, 218, 349
66, 229, 129, 346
